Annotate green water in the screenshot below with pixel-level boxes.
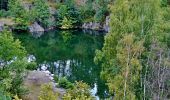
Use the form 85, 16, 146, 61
14, 29, 109, 98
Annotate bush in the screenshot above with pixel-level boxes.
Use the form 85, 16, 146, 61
26, 62, 37, 70
63, 81, 94, 100
55, 1, 82, 29
8, 0, 25, 18
0, 10, 11, 18
58, 77, 74, 89
65, 82, 74, 89
0, 92, 11, 100
161, 0, 168, 7
79, 2, 95, 23
8, 0, 30, 31
13, 18, 29, 32
32, 0, 51, 28
58, 77, 68, 88
94, 7, 108, 22
0, 31, 27, 97
53, 75, 58, 82
38, 84, 59, 100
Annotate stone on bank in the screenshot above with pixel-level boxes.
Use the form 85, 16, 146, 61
29, 22, 45, 32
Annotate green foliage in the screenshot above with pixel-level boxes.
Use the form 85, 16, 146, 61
161, 0, 168, 7
56, 1, 81, 29
0, 59, 29, 96
0, 31, 33, 97
58, 77, 68, 88
38, 83, 59, 100
110, 33, 144, 99
94, 0, 169, 99
61, 17, 74, 29
61, 31, 73, 43
53, 75, 58, 82
8, 0, 29, 31
32, 0, 51, 28
0, 10, 11, 18
8, 0, 25, 18
58, 77, 74, 89
63, 81, 94, 100
0, 31, 26, 61
93, 0, 109, 22
94, 7, 107, 22
26, 62, 37, 70
79, 1, 95, 22
13, 18, 29, 31
0, 92, 11, 100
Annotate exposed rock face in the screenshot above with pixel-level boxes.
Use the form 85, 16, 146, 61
82, 22, 102, 30
23, 71, 66, 100
103, 16, 110, 32
82, 16, 110, 32
82, 29, 105, 35
0, 23, 4, 31
29, 22, 45, 32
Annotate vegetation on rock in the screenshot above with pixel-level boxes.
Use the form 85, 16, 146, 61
0, 0, 170, 99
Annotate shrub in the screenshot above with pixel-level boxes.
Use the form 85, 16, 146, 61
0, 10, 11, 18
32, 0, 51, 28
79, 2, 95, 23
58, 77, 68, 88
58, 77, 73, 89
26, 62, 37, 70
0, 92, 11, 100
8, 0, 25, 18
63, 81, 94, 100
94, 6, 108, 22
8, 0, 30, 31
53, 75, 58, 83
65, 82, 74, 89
38, 84, 59, 100
55, 1, 81, 29
0, 31, 28, 97
13, 18, 29, 32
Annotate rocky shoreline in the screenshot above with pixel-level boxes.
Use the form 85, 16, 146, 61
0, 1, 110, 33
82, 16, 110, 32
23, 70, 66, 100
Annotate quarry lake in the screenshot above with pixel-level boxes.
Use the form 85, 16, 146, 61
14, 29, 109, 99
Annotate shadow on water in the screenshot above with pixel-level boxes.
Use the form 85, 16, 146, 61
14, 29, 109, 99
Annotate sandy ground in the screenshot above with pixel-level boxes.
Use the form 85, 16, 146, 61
0, 18, 14, 26
23, 71, 65, 100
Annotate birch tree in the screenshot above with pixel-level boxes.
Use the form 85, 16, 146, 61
94, 0, 170, 99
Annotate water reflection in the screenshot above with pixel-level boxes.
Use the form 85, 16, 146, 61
15, 29, 109, 98
31, 31, 44, 38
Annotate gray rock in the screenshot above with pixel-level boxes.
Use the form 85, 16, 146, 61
92, 22, 102, 30
31, 31, 44, 38
82, 22, 104, 31
29, 22, 44, 32
0, 26, 4, 32
0, 22, 4, 32
104, 16, 110, 32
82, 16, 110, 32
